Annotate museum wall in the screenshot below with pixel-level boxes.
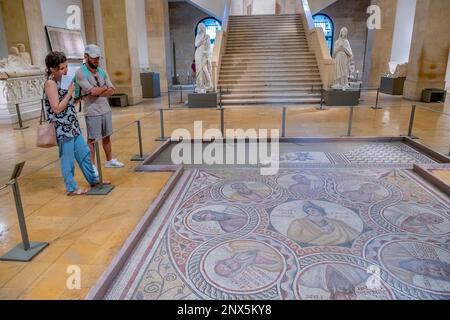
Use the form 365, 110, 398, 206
190, 0, 228, 19
40, 0, 86, 44
318, 0, 371, 80
390, 0, 416, 64
135, 0, 149, 70
169, 1, 209, 85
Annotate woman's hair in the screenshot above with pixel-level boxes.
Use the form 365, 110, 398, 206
45, 51, 67, 76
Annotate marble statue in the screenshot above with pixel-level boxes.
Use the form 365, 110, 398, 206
0, 45, 44, 79
332, 27, 353, 90
387, 62, 408, 78
17, 43, 32, 65
195, 23, 213, 93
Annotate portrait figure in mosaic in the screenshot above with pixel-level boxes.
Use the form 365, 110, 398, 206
297, 263, 392, 300
380, 241, 450, 293
227, 182, 270, 202
286, 201, 360, 246
383, 204, 449, 236
202, 240, 284, 293
191, 208, 248, 233
288, 174, 323, 195
339, 182, 388, 203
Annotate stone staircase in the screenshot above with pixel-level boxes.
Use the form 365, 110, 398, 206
218, 14, 323, 106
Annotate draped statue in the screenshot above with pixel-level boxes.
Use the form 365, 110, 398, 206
0, 45, 44, 79
332, 27, 353, 90
194, 23, 213, 93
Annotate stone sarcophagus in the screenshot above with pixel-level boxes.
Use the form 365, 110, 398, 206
0, 45, 46, 124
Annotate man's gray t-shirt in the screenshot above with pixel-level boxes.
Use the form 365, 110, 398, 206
75, 67, 114, 117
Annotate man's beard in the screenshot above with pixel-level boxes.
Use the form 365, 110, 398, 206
88, 61, 98, 70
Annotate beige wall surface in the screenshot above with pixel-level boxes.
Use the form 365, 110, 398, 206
404, 0, 450, 100
169, 1, 208, 85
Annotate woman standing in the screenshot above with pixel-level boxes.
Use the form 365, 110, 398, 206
44, 51, 99, 196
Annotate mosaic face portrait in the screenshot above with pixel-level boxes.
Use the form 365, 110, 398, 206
187, 205, 248, 235
296, 263, 393, 300
201, 240, 285, 294
336, 180, 390, 204
380, 241, 450, 293
277, 173, 324, 196
382, 204, 450, 236
270, 200, 364, 246
221, 181, 273, 203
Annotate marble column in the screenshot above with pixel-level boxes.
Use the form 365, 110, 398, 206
22, 0, 46, 67
0, 0, 46, 67
83, 0, 97, 45
99, 0, 142, 105
145, 0, 172, 92
362, 0, 397, 88
404, 0, 450, 100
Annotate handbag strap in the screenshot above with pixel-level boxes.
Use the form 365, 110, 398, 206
40, 78, 48, 125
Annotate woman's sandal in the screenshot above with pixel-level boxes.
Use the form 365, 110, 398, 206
67, 188, 88, 196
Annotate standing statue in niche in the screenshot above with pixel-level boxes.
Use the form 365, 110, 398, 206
195, 23, 213, 93
332, 27, 353, 90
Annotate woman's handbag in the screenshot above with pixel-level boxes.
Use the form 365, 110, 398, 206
36, 91, 57, 148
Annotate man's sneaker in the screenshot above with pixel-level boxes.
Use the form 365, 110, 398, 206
105, 159, 125, 168
92, 165, 99, 178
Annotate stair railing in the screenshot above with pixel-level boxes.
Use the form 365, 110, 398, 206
299, 0, 335, 89
212, 0, 231, 92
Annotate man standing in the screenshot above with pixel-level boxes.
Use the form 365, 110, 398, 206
75, 44, 124, 176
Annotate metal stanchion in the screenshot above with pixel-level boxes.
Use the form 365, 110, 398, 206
87, 141, 115, 195
220, 107, 225, 137
131, 120, 148, 161
281, 107, 287, 138
168, 89, 172, 109
371, 87, 381, 109
156, 109, 169, 141
403, 105, 419, 139
180, 86, 183, 104
316, 85, 327, 110
0, 162, 48, 262
347, 106, 354, 137
14, 103, 30, 130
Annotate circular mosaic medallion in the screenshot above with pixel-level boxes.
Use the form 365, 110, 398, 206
379, 240, 450, 294
296, 261, 394, 300
335, 180, 391, 205
270, 200, 364, 246
381, 204, 450, 236
211, 178, 285, 207
277, 173, 324, 198
200, 240, 285, 295
185, 205, 249, 236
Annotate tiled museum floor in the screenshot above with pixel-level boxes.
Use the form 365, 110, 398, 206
0, 91, 448, 299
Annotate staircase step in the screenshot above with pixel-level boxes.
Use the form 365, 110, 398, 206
219, 87, 322, 93
219, 79, 322, 86
221, 97, 322, 105
221, 92, 321, 99
220, 74, 320, 81
220, 68, 319, 73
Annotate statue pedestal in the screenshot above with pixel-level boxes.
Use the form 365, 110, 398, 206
188, 92, 218, 108
380, 76, 406, 95
0, 75, 46, 124
323, 89, 360, 106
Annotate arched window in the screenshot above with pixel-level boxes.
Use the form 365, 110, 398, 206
313, 14, 334, 55
195, 17, 222, 45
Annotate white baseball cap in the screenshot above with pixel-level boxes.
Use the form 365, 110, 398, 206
85, 44, 102, 58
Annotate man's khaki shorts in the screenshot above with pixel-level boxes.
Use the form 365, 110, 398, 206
85, 112, 113, 140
